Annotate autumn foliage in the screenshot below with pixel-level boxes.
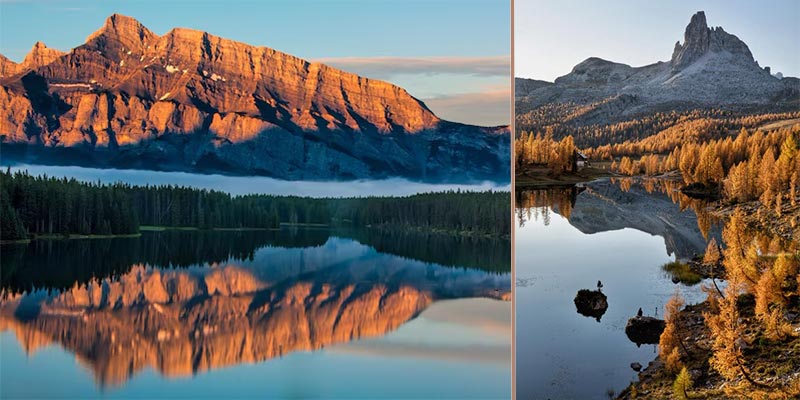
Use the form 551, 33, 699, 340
659, 292, 686, 374
515, 130, 579, 176
703, 208, 800, 389
610, 126, 799, 206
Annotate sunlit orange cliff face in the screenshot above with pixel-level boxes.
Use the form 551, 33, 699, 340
0, 14, 510, 181
0, 261, 509, 387
0, 14, 439, 144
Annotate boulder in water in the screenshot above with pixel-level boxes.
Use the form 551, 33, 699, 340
574, 289, 608, 322
625, 315, 666, 345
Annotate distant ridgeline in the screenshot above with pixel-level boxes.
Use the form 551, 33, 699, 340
0, 169, 510, 241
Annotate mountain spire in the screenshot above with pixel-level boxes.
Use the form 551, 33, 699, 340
20, 41, 64, 69
670, 11, 754, 72
85, 13, 157, 54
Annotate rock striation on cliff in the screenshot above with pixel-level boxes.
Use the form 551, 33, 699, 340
0, 14, 509, 182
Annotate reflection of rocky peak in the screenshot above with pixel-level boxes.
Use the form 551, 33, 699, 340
0, 249, 509, 386
1, 271, 432, 386
670, 11, 754, 72
556, 180, 713, 259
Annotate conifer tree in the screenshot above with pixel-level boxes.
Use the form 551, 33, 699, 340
659, 292, 686, 374
672, 367, 692, 400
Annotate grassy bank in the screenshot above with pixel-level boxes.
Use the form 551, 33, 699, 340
140, 225, 278, 232
515, 165, 614, 187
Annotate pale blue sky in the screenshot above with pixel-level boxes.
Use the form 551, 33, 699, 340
0, 0, 511, 126
515, 0, 800, 81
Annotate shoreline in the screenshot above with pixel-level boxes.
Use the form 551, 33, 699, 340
618, 295, 800, 399
515, 165, 615, 188
514, 173, 799, 398
520, 170, 798, 244
1, 233, 142, 244
361, 224, 510, 240
1, 223, 510, 245
709, 200, 800, 245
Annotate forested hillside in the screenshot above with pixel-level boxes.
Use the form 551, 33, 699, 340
515, 115, 799, 212
0, 170, 509, 240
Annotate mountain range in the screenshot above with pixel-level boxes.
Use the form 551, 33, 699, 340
0, 14, 509, 182
515, 11, 799, 127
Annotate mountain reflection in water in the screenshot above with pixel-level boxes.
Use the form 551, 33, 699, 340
514, 177, 722, 400
0, 229, 510, 388
517, 178, 722, 259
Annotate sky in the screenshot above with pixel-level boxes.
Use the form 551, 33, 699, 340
0, 0, 511, 126
515, 0, 800, 81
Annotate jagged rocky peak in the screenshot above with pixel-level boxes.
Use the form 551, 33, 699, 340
0, 13, 509, 182
671, 11, 754, 71
0, 54, 19, 77
79, 14, 440, 133
21, 41, 64, 69
85, 13, 157, 53
514, 10, 797, 127
0, 42, 64, 77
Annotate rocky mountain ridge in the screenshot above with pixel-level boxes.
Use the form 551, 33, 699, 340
0, 14, 509, 182
0, 42, 65, 76
515, 11, 799, 126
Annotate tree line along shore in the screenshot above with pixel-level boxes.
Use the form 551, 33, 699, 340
1, 169, 510, 241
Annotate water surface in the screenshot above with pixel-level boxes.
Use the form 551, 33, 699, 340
515, 179, 720, 399
1, 228, 511, 399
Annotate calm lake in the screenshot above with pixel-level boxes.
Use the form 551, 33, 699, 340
1, 228, 511, 398
0, 162, 511, 398
515, 178, 721, 400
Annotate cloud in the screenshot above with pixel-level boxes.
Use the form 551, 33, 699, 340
10, 165, 509, 197
314, 56, 509, 79
422, 87, 510, 127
